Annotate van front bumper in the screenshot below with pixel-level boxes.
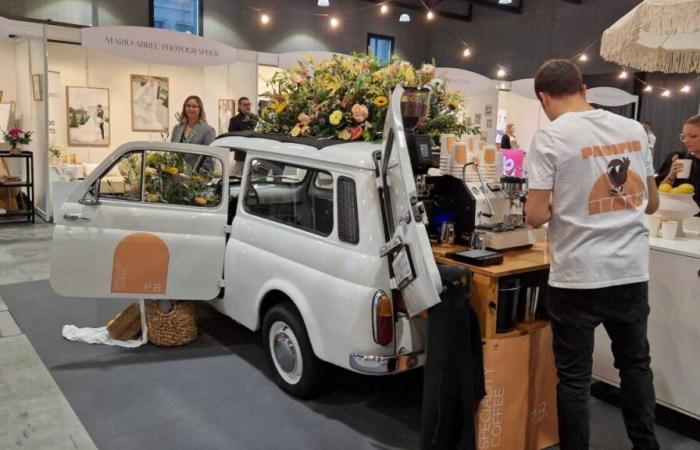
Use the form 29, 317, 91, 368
349, 351, 425, 375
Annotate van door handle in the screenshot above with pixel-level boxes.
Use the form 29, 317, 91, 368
64, 213, 91, 222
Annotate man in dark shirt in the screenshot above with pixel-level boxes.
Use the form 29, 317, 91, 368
228, 97, 255, 132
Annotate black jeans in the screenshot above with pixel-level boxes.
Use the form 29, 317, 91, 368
548, 282, 659, 450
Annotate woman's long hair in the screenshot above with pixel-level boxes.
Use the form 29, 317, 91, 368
179, 95, 207, 124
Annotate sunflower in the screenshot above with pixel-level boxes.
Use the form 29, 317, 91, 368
373, 96, 389, 107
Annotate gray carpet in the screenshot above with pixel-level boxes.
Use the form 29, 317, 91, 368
1, 281, 422, 450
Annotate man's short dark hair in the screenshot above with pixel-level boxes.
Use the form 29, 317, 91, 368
534, 59, 584, 98
238, 97, 250, 106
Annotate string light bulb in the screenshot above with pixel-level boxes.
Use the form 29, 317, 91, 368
317, 0, 329, 6
497, 68, 506, 78
330, 17, 339, 28
399, 13, 410, 22
260, 13, 270, 25
578, 54, 588, 62
662, 89, 671, 97
463, 47, 471, 57
426, 10, 434, 20
680, 85, 691, 93
618, 69, 628, 79
380, 4, 389, 14
644, 85, 653, 92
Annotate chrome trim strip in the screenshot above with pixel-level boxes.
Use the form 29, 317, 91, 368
349, 351, 425, 375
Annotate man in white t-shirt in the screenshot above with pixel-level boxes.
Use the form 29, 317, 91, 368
525, 60, 660, 450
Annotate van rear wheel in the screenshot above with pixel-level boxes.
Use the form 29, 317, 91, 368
262, 303, 323, 398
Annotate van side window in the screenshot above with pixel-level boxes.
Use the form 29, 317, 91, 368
143, 150, 223, 207
244, 159, 333, 236
99, 151, 143, 202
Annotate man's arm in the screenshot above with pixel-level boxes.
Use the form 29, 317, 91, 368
645, 176, 659, 215
525, 189, 552, 228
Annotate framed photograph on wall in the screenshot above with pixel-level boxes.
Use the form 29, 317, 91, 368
66, 86, 110, 147
131, 74, 169, 132
218, 99, 235, 135
474, 113, 482, 125
465, 116, 472, 127
32, 74, 42, 101
485, 104, 493, 116
486, 119, 493, 128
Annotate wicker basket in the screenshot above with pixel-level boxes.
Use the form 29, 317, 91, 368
145, 300, 198, 347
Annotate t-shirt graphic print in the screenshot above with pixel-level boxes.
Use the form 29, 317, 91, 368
585, 140, 646, 215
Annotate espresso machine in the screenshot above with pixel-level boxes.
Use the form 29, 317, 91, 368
465, 173, 538, 250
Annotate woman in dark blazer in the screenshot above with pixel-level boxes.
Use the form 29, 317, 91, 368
656, 114, 700, 212
171, 95, 216, 146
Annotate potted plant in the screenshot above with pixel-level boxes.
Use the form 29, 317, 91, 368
3, 128, 33, 154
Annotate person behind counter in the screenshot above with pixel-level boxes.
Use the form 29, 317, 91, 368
525, 59, 660, 450
500, 123, 518, 149
656, 114, 700, 210
228, 97, 256, 132
171, 95, 215, 145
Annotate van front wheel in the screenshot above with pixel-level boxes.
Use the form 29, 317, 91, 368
262, 303, 323, 398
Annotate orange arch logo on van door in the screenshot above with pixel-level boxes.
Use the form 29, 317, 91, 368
111, 232, 169, 294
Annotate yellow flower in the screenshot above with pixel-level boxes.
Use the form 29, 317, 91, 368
373, 96, 389, 107
329, 110, 343, 125
274, 102, 288, 114
290, 125, 302, 137
146, 193, 161, 202
163, 166, 179, 175
321, 75, 341, 95
337, 129, 351, 140
372, 72, 382, 82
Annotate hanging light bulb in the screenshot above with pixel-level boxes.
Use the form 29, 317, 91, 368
399, 13, 410, 22
497, 68, 506, 78
680, 85, 691, 93
330, 17, 339, 28
578, 54, 588, 62
463, 47, 472, 57
318, 0, 329, 6
662, 89, 671, 97
426, 10, 434, 20
618, 69, 628, 79
260, 13, 270, 25
380, 4, 389, 14
644, 85, 653, 92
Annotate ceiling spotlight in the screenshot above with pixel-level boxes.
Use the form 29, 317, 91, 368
662, 89, 671, 97
399, 13, 410, 22
578, 54, 588, 62
318, 0, 329, 6
498, 0, 513, 3
644, 85, 653, 92
330, 17, 339, 28
680, 85, 691, 93
497, 68, 506, 78
618, 70, 628, 79
260, 13, 270, 25
463, 47, 472, 57
380, 4, 389, 14
426, 10, 434, 20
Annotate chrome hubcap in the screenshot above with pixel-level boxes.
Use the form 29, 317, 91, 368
273, 330, 297, 373
269, 321, 303, 384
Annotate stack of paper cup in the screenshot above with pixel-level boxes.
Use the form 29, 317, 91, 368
440, 134, 457, 175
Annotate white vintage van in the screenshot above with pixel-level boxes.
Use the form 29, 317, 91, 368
50, 88, 443, 397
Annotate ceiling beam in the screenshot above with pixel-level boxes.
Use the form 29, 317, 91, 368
360, 1, 472, 22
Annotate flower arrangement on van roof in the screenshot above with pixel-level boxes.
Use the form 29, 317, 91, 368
257, 53, 474, 142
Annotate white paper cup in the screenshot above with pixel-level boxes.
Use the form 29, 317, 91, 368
678, 159, 692, 179
645, 215, 661, 237
660, 220, 679, 240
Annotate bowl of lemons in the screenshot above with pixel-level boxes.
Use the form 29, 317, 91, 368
656, 183, 699, 235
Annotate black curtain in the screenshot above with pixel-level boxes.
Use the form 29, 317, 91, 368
638, 73, 700, 170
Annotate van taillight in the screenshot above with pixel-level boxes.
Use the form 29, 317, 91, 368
372, 290, 393, 346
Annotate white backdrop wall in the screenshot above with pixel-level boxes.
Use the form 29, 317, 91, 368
47, 42, 258, 163
464, 88, 500, 144
497, 90, 550, 152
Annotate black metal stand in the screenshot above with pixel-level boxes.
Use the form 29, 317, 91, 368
0, 151, 35, 224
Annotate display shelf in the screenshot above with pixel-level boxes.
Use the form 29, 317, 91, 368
0, 151, 34, 224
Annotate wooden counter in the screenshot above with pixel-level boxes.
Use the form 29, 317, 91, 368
432, 242, 551, 339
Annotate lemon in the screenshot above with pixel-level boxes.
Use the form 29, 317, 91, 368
658, 183, 673, 193
677, 183, 695, 194
671, 187, 683, 194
